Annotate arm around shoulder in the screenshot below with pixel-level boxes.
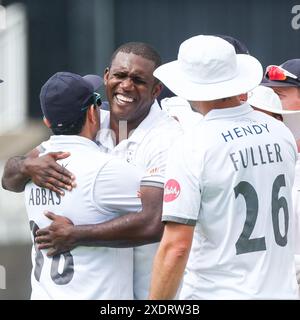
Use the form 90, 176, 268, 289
71, 159, 165, 247
1, 148, 40, 192
1, 147, 74, 194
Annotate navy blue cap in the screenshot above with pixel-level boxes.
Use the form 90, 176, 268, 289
40, 72, 103, 126
262, 59, 300, 87
215, 35, 250, 54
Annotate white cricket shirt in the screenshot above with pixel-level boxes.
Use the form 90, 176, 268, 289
97, 101, 182, 299
25, 135, 143, 300
162, 103, 299, 299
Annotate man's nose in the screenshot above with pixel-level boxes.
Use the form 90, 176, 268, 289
120, 77, 134, 90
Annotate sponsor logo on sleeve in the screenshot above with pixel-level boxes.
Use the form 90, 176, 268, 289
164, 179, 181, 202
148, 167, 160, 175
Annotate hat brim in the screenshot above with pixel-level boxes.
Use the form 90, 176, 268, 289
83, 74, 103, 91
261, 78, 300, 88
154, 54, 263, 101
253, 104, 300, 115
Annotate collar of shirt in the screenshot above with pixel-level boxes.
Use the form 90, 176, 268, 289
204, 103, 253, 121
97, 100, 163, 151
47, 135, 99, 150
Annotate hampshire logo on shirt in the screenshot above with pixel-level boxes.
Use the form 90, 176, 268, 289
164, 179, 181, 202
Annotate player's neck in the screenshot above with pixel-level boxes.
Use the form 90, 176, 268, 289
191, 96, 242, 115
78, 124, 97, 142
109, 113, 149, 145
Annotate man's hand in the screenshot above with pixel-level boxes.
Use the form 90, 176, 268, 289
23, 152, 76, 195
2, 149, 76, 194
35, 211, 76, 256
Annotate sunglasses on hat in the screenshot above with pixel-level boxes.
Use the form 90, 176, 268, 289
265, 65, 299, 82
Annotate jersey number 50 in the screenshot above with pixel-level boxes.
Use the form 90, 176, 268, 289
29, 221, 74, 284
235, 174, 289, 255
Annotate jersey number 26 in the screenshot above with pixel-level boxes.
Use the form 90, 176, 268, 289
235, 174, 289, 255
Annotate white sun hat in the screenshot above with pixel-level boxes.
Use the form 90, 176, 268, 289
248, 85, 300, 114
248, 85, 300, 140
247, 85, 284, 113
154, 35, 263, 101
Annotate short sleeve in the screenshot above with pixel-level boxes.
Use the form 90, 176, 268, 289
92, 158, 143, 214
162, 134, 203, 226
140, 126, 182, 188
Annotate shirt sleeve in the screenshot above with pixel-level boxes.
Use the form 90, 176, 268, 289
162, 134, 203, 226
140, 126, 182, 188
92, 158, 143, 215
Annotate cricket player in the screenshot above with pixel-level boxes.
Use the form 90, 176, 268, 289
25, 72, 143, 299
149, 35, 299, 299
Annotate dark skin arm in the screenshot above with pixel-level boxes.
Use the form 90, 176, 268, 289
35, 185, 164, 256
1, 148, 75, 195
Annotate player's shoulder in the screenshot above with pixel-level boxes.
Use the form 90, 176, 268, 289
146, 118, 183, 150
150, 109, 183, 137
160, 96, 191, 109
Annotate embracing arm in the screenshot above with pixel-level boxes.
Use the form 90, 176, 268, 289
36, 185, 164, 255
2, 148, 39, 192
1, 148, 75, 194
73, 185, 164, 246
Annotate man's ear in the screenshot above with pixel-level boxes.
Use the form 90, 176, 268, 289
152, 82, 163, 100
104, 68, 109, 86
239, 93, 248, 102
87, 105, 98, 124
43, 117, 51, 128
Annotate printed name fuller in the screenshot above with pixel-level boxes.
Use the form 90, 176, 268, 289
230, 143, 282, 171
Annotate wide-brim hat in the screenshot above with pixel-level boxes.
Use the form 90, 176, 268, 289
154, 35, 263, 101
248, 85, 300, 114
248, 85, 300, 140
